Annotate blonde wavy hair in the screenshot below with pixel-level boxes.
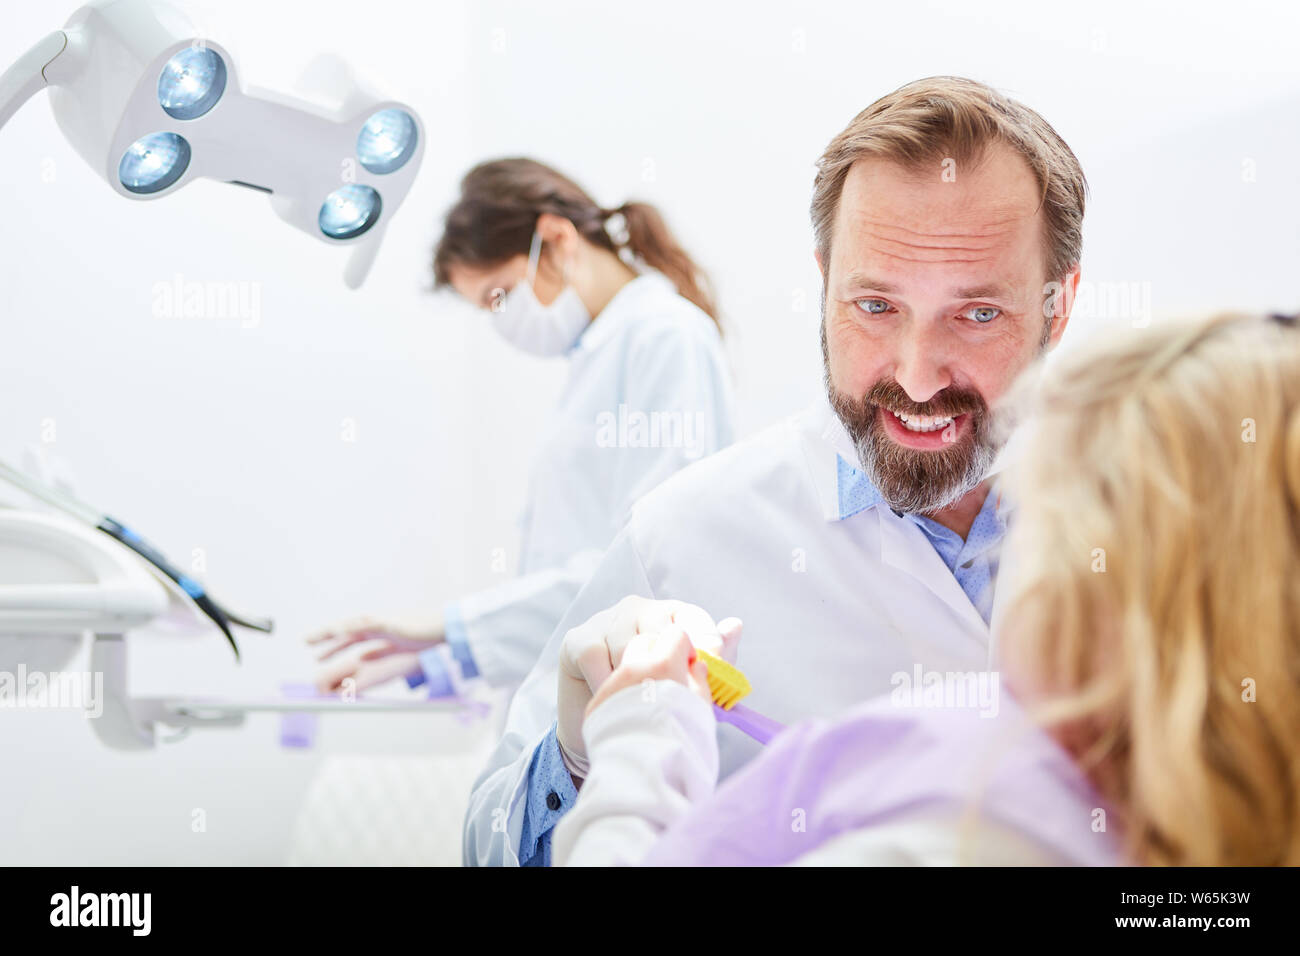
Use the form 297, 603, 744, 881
997, 312, 1300, 866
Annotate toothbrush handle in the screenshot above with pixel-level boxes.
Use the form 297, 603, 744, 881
713, 703, 785, 745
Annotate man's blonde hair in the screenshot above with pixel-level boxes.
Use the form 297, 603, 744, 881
811, 76, 1087, 283
999, 312, 1300, 865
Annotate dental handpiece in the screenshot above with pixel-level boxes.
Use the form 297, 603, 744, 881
0, 457, 272, 659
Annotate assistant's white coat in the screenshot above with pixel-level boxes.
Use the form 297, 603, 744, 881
451, 271, 735, 687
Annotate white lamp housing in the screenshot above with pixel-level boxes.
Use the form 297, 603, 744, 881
1, 0, 425, 287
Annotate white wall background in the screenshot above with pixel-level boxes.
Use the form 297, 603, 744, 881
1, 0, 1297, 864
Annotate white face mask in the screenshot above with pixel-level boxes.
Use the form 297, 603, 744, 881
489, 231, 591, 357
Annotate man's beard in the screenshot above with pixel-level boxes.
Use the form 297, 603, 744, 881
823, 328, 999, 515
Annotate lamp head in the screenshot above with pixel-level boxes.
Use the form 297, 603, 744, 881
30, 0, 424, 287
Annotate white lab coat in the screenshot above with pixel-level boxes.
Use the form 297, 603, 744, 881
452, 271, 734, 688
464, 394, 999, 865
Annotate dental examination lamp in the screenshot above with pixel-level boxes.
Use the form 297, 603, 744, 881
0, 0, 425, 287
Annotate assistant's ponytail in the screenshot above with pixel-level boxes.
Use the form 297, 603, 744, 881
606, 201, 721, 332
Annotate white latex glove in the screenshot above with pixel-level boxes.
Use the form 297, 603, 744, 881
555, 596, 742, 779
586, 625, 713, 713
306, 612, 445, 694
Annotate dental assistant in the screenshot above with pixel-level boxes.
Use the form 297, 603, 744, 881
309, 158, 735, 694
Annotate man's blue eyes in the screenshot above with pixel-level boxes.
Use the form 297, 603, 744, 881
856, 298, 891, 315
853, 299, 1001, 323
964, 306, 1001, 324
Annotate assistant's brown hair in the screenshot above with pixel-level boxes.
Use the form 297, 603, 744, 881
433, 158, 719, 329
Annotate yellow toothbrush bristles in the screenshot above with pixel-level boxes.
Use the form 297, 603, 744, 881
696, 648, 752, 711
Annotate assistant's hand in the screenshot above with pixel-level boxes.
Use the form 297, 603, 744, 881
306, 612, 445, 694
555, 596, 742, 778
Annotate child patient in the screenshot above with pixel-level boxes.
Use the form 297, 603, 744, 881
554, 312, 1300, 866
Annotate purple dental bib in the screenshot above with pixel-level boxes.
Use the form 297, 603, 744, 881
642, 692, 1123, 867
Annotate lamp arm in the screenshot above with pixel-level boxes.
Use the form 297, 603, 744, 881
0, 30, 69, 132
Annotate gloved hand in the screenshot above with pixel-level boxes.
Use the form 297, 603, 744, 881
585, 625, 713, 714
306, 612, 445, 694
555, 596, 742, 779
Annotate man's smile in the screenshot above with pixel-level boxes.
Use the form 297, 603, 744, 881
877, 407, 973, 450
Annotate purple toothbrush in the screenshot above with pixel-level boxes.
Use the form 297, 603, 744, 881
713, 703, 786, 745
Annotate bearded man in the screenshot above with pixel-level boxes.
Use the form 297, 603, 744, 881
464, 75, 1085, 867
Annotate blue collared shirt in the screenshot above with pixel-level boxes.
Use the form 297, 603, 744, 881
515, 454, 1010, 866
517, 723, 579, 867
836, 455, 1007, 625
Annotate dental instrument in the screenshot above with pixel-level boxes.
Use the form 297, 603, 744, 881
0, 456, 265, 659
